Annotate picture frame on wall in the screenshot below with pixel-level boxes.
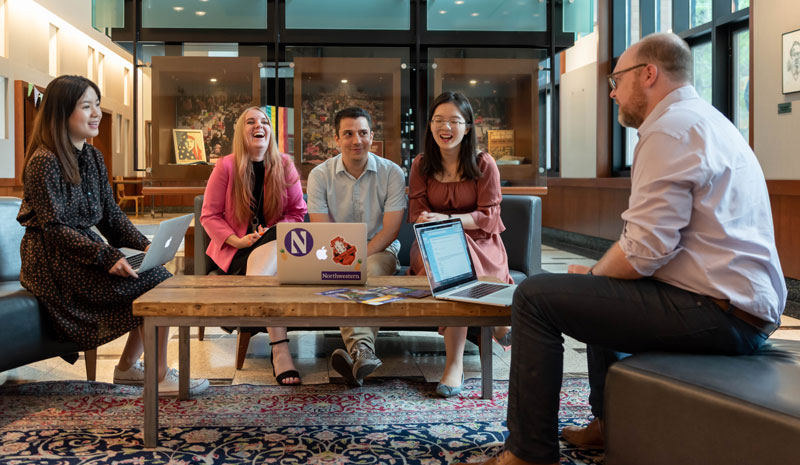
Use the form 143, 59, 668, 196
172, 129, 208, 165
370, 140, 384, 157
783, 28, 800, 94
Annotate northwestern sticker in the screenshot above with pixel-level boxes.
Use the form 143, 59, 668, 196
284, 228, 313, 257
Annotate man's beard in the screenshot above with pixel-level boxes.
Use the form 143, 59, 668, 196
618, 81, 648, 129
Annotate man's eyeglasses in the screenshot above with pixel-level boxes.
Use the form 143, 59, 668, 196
431, 117, 468, 128
607, 63, 647, 90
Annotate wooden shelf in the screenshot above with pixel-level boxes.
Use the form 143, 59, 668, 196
292, 57, 403, 179
433, 57, 541, 186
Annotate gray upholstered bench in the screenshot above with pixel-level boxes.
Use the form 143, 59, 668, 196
604, 338, 800, 465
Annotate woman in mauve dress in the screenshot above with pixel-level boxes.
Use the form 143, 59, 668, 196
407, 91, 513, 397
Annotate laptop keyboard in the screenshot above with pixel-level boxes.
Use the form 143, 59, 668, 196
127, 253, 145, 269
450, 282, 508, 299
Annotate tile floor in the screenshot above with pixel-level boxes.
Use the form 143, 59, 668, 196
2, 215, 798, 388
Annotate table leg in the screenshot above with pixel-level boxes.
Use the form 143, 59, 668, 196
149, 194, 155, 218
178, 326, 190, 400
143, 319, 159, 447
480, 326, 493, 400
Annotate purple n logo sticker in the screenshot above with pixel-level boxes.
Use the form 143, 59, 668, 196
285, 228, 313, 257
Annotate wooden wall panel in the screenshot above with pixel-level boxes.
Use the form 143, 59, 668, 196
541, 179, 800, 279
540, 179, 630, 241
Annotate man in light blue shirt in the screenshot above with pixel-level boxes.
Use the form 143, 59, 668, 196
307, 107, 406, 386
472, 33, 786, 465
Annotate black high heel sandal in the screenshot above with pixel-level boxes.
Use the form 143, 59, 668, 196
269, 338, 301, 385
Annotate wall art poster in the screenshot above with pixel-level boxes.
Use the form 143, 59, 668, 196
783, 28, 800, 94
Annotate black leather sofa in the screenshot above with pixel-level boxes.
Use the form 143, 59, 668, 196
0, 197, 96, 379
605, 338, 800, 465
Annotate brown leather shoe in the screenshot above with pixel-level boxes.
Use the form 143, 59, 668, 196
562, 418, 604, 449
452, 449, 557, 465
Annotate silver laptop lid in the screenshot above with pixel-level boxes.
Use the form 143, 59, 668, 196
413, 218, 478, 294
136, 213, 192, 272
276, 222, 368, 284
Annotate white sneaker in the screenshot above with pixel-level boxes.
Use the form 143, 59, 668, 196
157, 368, 209, 397
113, 360, 145, 386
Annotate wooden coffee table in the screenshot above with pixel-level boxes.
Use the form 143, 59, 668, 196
133, 275, 511, 447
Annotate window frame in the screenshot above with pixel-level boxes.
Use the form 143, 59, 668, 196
608, 0, 750, 175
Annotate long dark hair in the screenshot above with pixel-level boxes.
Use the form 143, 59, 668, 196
23, 75, 101, 185
419, 91, 481, 181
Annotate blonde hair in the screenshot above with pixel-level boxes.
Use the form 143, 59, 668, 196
231, 106, 293, 225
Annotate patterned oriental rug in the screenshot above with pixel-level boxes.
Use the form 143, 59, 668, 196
0, 376, 603, 464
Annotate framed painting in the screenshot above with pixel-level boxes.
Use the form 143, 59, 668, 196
172, 129, 208, 165
370, 140, 384, 157
783, 28, 800, 94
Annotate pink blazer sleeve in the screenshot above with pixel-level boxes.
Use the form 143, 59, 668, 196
407, 155, 431, 223
275, 154, 307, 224
470, 152, 505, 235
200, 156, 238, 246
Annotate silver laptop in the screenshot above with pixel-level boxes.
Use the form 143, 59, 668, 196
277, 222, 368, 285
118, 214, 193, 272
414, 218, 516, 307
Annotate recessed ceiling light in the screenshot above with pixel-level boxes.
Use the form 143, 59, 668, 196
210, 78, 217, 82
469, 79, 477, 85
471, 12, 479, 17
195, 11, 207, 16
455, 0, 464, 4
173, 6, 184, 11
439, 10, 447, 14
341, 79, 348, 83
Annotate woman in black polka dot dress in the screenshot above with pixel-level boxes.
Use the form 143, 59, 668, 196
16, 75, 207, 395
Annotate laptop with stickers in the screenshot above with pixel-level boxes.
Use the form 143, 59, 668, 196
276, 222, 368, 285
413, 218, 516, 307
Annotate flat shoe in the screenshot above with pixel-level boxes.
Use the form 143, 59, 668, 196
435, 373, 464, 398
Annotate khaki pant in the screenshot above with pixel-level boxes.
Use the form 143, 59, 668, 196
340, 250, 399, 353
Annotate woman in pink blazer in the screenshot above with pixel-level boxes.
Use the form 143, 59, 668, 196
201, 106, 307, 385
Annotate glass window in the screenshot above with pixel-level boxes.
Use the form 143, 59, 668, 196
427, 0, 546, 32
732, 0, 749, 12
628, 0, 640, 47
144, 45, 269, 180
625, 128, 638, 166
657, 0, 672, 32
733, 28, 749, 141
142, 0, 267, 29
564, 0, 594, 34
92, 0, 124, 35
0, 76, 6, 139
48, 24, 58, 77
286, 0, 410, 30
692, 41, 712, 104
428, 48, 549, 187
690, 0, 712, 28
286, 47, 411, 179
0, 0, 7, 58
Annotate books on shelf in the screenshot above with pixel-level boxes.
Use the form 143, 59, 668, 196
488, 129, 515, 158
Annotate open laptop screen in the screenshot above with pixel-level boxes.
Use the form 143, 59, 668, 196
415, 219, 477, 292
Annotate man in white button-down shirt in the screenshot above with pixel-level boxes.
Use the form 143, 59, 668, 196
471, 33, 786, 465
307, 107, 406, 387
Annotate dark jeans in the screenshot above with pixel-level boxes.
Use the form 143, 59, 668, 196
506, 273, 769, 464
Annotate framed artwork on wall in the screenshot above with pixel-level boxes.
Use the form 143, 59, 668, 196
370, 140, 384, 157
172, 129, 208, 165
783, 28, 800, 94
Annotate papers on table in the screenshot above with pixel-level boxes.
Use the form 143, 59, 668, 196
318, 286, 415, 305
